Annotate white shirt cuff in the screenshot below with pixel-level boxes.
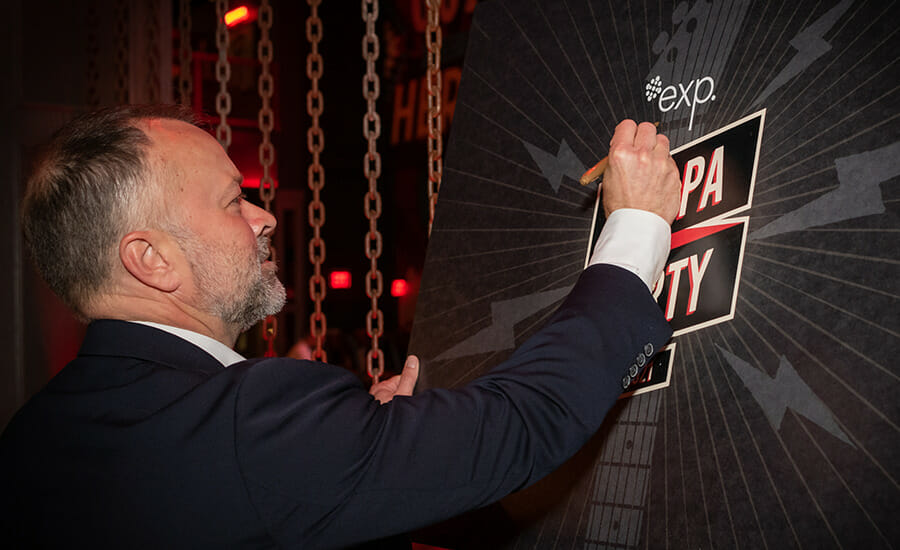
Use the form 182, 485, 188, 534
588, 208, 671, 290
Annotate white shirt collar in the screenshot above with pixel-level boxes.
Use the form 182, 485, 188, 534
130, 321, 247, 367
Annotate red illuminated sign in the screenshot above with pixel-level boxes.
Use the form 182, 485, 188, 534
391, 279, 410, 297
330, 271, 352, 290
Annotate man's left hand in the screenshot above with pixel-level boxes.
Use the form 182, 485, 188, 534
369, 355, 419, 404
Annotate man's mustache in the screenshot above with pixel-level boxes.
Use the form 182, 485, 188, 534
257, 236, 272, 263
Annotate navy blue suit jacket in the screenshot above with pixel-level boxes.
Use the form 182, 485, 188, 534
0, 265, 671, 549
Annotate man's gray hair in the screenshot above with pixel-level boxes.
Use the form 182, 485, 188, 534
22, 104, 196, 317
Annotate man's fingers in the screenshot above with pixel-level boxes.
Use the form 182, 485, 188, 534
609, 120, 664, 152
394, 355, 419, 397
368, 356, 419, 404
634, 121, 659, 150
609, 119, 637, 148
654, 132, 670, 154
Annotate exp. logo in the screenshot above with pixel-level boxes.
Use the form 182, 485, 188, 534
645, 74, 717, 131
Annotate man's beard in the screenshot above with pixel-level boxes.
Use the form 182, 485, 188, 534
180, 233, 287, 332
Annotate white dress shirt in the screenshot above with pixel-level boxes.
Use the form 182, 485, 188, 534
131, 321, 246, 367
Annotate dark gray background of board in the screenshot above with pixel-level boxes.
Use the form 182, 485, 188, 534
409, 1, 899, 548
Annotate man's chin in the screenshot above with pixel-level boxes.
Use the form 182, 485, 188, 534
229, 278, 287, 333
265, 280, 287, 315
254, 275, 287, 317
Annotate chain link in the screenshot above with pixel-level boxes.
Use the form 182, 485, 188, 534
425, 0, 443, 237
362, 0, 384, 383
256, 0, 278, 353
215, 0, 232, 149
113, 0, 129, 104
178, 0, 192, 107
257, 0, 276, 211
307, 0, 327, 361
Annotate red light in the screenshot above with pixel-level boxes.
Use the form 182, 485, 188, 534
239, 178, 278, 190
330, 271, 352, 289
391, 279, 410, 297
224, 6, 252, 27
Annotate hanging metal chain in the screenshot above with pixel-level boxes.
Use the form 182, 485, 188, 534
113, 0, 129, 104
215, 0, 233, 150
178, 0, 192, 107
307, 0, 328, 362
257, 0, 278, 356
258, 0, 276, 211
362, 0, 384, 383
146, 0, 161, 103
425, 0, 443, 237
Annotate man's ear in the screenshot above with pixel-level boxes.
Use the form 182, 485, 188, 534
119, 231, 181, 293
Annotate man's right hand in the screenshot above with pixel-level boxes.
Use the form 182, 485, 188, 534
601, 120, 681, 224
369, 355, 419, 404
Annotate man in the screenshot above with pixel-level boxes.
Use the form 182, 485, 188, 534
0, 104, 680, 549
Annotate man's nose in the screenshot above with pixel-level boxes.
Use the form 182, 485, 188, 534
242, 199, 277, 237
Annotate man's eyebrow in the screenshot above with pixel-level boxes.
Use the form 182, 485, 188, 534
221, 175, 245, 202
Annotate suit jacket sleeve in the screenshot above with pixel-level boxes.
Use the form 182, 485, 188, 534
233, 264, 672, 548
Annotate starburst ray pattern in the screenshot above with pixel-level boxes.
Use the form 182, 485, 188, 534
409, 0, 899, 547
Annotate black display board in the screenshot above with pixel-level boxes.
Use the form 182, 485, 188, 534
409, 0, 899, 547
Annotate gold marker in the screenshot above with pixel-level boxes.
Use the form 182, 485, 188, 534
579, 122, 660, 186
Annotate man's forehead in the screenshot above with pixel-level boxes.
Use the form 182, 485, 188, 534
143, 117, 207, 143
143, 119, 233, 169
141, 118, 241, 195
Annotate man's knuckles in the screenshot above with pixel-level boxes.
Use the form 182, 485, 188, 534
655, 133, 670, 150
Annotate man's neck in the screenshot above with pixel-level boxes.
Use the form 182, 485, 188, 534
88, 293, 239, 348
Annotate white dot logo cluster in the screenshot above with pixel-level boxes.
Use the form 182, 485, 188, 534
645, 75, 663, 102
